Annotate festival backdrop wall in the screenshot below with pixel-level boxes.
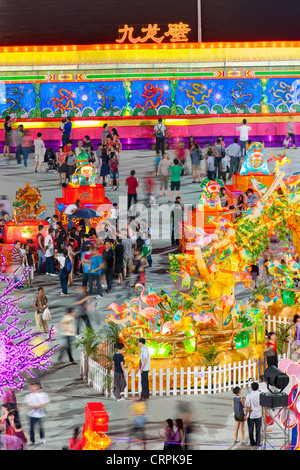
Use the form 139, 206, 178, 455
2, 78, 300, 119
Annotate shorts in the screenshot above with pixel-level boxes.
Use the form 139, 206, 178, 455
192, 164, 201, 171
123, 258, 133, 270
234, 412, 245, 422
170, 181, 180, 191
35, 153, 43, 162
110, 171, 119, 179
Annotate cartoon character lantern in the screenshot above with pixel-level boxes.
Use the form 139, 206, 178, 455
240, 142, 271, 175
199, 178, 224, 211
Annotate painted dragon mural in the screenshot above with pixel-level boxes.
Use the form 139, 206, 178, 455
1, 77, 300, 118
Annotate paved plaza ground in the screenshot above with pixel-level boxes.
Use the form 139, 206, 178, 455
1, 143, 298, 451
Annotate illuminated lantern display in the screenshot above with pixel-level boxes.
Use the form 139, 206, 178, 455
0, 183, 49, 269
54, 151, 112, 230
81, 402, 110, 450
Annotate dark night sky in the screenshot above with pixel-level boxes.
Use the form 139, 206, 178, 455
0, 0, 297, 46
201, 0, 300, 42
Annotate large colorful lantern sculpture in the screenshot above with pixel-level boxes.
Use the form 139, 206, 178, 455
54, 151, 112, 230
231, 141, 275, 192
1, 183, 49, 269
105, 159, 300, 378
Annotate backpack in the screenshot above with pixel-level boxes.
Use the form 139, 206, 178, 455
155, 124, 164, 138
110, 157, 118, 173
63, 256, 72, 274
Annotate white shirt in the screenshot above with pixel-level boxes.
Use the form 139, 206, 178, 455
24, 391, 50, 418
44, 234, 54, 257
57, 253, 66, 269
75, 146, 83, 156
236, 124, 251, 141
140, 345, 151, 371
34, 138, 45, 156
154, 123, 166, 137
245, 390, 262, 419
64, 203, 78, 215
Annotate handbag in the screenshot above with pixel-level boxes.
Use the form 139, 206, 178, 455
42, 307, 51, 321
263, 347, 276, 357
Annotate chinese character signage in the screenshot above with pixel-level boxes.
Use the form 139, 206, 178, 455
116, 23, 191, 44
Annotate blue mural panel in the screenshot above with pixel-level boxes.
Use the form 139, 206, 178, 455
2, 77, 300, 119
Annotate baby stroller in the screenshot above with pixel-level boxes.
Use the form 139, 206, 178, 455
44, 148, 58, 172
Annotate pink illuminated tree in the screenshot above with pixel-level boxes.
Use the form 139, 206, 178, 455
0, 267, 57, 399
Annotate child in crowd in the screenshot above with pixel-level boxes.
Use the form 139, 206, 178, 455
206, 150, 215, 180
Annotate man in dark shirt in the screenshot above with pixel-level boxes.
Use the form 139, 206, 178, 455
113, 343, 126, 401
102, 240, 115, 292
62, 116, 72, 147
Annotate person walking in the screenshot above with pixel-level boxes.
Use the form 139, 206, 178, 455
169, 158, 183, 203
213, 138, 225, 179
126, 170, 139, 210
191, 143, 202, 183
56, 248, 70, 296
32, 287, 50, 336
232, 386, 246, 444
102, 239, 115, 292
245, 382, 262, 447
206, 150, 215, 180
114, 237, 125, 284
236, 118, 251, 157
126, 397, 148, 450
162, 419, 175, 450
74, 286, 93, 335
226, 137, 242, 180
21, 129, 32, 167
3, 114, 17, 159
138, 338, 150, 400
154, 118, 166, 157
36, 225, 46, 273
113, 343, 126, 401
108, 151, 119, 191
171, 419, 185, 450
44, 227, 56, 276
157, 153, 171, 196
24, 382, 50, 446
14, 124, 25, 165
88, 245, 104, 299
58, 307, 77, 364
34, 132, 45, 173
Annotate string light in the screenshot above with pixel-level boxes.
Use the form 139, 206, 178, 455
0, 266, 58, 399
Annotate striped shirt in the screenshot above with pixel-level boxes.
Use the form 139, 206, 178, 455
225, 143, 242, 158
11, 247, 22, 268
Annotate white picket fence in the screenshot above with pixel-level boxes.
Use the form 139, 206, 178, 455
80, 315, 293, 398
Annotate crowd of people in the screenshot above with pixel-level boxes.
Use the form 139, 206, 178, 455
0, 114, 296, 451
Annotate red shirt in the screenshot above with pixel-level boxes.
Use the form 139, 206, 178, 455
266, 341, 277, 351
126, 176, 138, 194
